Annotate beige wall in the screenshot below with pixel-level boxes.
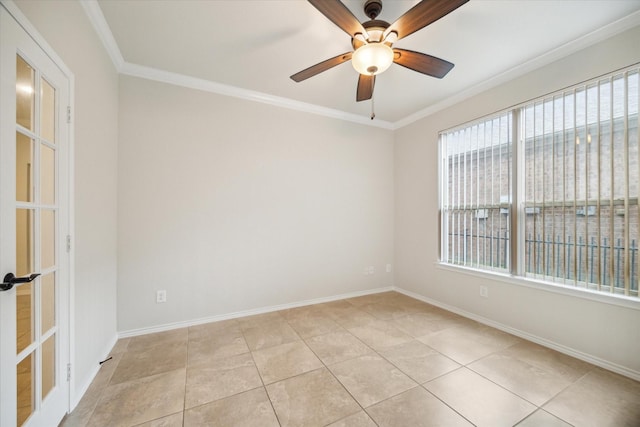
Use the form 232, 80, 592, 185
395, 25, 640, 377
117, 76, 395, 331
15, 0, 119, 404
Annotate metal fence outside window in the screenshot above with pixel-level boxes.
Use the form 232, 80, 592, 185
448, 231, 639, 293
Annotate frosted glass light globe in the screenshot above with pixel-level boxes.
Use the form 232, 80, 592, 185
351, 43, 393, 75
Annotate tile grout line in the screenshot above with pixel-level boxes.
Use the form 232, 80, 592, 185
452, 343, 543, 424
240, 321, 284, 427
460, 338, 594, 426
282, 295, 473, 424
344, 297, 530, 425
182, 328, 193, 426
299, 338, 370, 424
417, 377, 478, 427
292, 299, 429, 425
281, 306, 371, 425
179, 317, 296, 420
281, 300, 385, 425
534, 367, 595, 426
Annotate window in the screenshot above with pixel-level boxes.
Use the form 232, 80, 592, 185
441, 113, 513, 272
440, 66, 639, 299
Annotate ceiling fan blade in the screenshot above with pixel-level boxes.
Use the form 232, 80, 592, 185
290, 52, 353, 82
384, 0, 468, 41
356, 74, 375, 102
308, 0, 368, 38
393, 48, 454, 78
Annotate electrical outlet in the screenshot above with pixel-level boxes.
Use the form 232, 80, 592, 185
479, 285, 489, 298
386, 264, 392, 273
156, 290, 167, 303
369, 266, 375, 274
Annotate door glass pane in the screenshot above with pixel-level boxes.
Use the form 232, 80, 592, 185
41, 273, 56, 333
41, 78, 55, 143
17, 352, 34, 427
16, 133, 33, 203
41, 145, 55, 205
41, 335, 56, 400
16, 209, 34, 277
16, 56, 34, 131
41, 209, 55, 270
16, 282, 34, 354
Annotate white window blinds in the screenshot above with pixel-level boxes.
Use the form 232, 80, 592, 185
440, 65, 639, 299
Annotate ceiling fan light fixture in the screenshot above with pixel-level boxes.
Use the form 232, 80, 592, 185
351, 42, 393, 75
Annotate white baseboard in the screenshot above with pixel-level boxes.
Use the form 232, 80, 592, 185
118, 286, 393, 338
393, 286, 640, 382
69, 333, 118, 411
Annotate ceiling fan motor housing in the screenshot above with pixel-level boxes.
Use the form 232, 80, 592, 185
364, 0, 383, 19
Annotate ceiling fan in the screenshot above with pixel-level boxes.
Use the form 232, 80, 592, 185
290, 0, 468, 112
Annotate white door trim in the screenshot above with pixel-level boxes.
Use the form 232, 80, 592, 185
0, 0, 76, 413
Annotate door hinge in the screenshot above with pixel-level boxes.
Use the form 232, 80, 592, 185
67, 106, 71, 124
66, 235, 71, 253
66, 363, 71, 382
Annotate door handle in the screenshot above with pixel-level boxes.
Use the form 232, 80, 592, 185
1, 273, 40, 292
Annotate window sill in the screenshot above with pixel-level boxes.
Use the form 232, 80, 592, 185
435, 262, 640, 311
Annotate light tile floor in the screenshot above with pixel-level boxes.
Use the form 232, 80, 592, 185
60, 291, 640, 426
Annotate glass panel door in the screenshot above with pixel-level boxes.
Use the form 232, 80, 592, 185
1, 5, 70, 426
15, 52, 60, 427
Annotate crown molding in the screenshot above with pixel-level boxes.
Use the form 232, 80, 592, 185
81, 1, 639, 131
120, 62, 394, 129
80, 0, 124, 71
394, 9, 640, 129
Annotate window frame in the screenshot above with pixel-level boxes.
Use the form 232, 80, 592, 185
438, 64, 640, 308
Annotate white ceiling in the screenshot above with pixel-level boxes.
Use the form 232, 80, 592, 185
93, 0, 640, 126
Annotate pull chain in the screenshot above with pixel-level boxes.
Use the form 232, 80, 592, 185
370, 73, 375, 120
370, 96, 375, 120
